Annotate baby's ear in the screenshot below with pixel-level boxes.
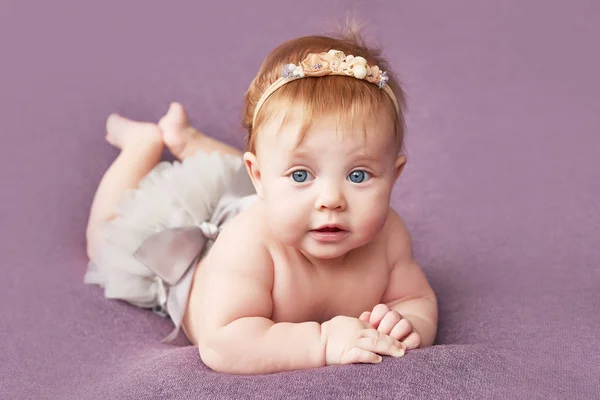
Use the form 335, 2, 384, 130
243, 152, 264, 198
394, 154, 407, 181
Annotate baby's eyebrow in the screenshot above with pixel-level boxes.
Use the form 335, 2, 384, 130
287, 148, 313, 159
286, 145, 385, 167
356, 159, 383, 170
349, 153, 383, 165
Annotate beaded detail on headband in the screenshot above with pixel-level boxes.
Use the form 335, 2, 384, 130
280, 50, 390, 88
251, 49, 399, 128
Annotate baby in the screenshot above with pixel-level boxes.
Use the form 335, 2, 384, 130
85, 32, 438, 374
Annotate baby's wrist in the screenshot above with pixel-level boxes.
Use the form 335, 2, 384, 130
318, 320, 331, 366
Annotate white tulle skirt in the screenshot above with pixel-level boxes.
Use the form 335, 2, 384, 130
84, 151, 251, 319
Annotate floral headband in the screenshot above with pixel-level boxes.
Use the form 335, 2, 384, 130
252, 49, 400, 127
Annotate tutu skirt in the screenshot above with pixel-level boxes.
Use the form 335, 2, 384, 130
84, 151, 256, 340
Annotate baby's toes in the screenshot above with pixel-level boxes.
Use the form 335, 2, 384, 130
389, 318, 413, 341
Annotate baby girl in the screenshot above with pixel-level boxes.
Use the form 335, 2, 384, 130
85, 32, 438, 374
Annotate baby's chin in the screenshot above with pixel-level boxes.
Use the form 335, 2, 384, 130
276, 235, 350, 261
298, 237, 369, 262
303, 247, 349, 261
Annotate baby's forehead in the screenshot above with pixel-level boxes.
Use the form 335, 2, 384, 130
260, 114, 395, 153
291, 129, 375, 155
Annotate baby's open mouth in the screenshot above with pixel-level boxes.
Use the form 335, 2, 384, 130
310, 225, 349, 242
312, 226, 345, 232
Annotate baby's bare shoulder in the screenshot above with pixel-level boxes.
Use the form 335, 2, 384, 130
382, 208, 413, 266
218, 203, 268, 240
207, 203, 273, 274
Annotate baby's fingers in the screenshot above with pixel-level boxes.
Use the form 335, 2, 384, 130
377, 311, 402, 336
402, 331, 421, 350
358, 330, 406, 358
389, 318, 413, 341
341, 347, 383, 364
359, 311, 371, 323
368, 304, 390, 329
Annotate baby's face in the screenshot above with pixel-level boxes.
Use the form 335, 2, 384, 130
247, 113, 405, 261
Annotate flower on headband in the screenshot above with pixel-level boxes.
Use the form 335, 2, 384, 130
282, 64, 296, 79
343, 56, 369, 79
338, 55, 353, 76
365, 65, 381, 84
300, 53, 330, 77
327, 50, 345, 72
378, 71, 389, 88
282, 63, 304, 79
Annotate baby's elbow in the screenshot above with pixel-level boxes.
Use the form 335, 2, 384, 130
198, 344, 231, 373
198, 337, 247, 374
197, 318, 273, 374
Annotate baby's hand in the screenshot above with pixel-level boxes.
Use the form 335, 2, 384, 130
359, 304, 421, 350
321, 316, 405, 365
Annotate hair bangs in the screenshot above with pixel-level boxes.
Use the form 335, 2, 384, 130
253, 75, 401, 151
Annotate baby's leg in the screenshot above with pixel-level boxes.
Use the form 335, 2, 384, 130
159, 102, 242, 160
86, 115, 163, 259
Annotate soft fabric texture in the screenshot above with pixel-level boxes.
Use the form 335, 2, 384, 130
1, 0, 598, 399
85, 151, 255, 341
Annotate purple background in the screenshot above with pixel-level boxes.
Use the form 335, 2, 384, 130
1, 0, 599, 399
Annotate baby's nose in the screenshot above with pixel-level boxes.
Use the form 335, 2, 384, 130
315, 183, 347, 211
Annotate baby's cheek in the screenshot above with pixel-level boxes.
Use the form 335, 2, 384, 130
267, 202, 306, 242
356, 201, 388, 236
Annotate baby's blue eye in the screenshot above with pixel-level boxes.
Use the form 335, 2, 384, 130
348, 170, 371, 183
291, 170, 312, 183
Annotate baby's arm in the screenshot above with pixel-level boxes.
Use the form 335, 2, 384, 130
379, 212, 438, 347
191, 212, 404, 374
192, 217, 323, 374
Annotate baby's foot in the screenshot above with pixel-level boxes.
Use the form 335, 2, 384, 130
158, 102, 203, 159
105, 114, 162, 150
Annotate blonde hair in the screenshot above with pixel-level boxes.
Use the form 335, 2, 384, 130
243, 29, 406, 154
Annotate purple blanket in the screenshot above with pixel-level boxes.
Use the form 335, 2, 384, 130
2, 0, 598, 398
